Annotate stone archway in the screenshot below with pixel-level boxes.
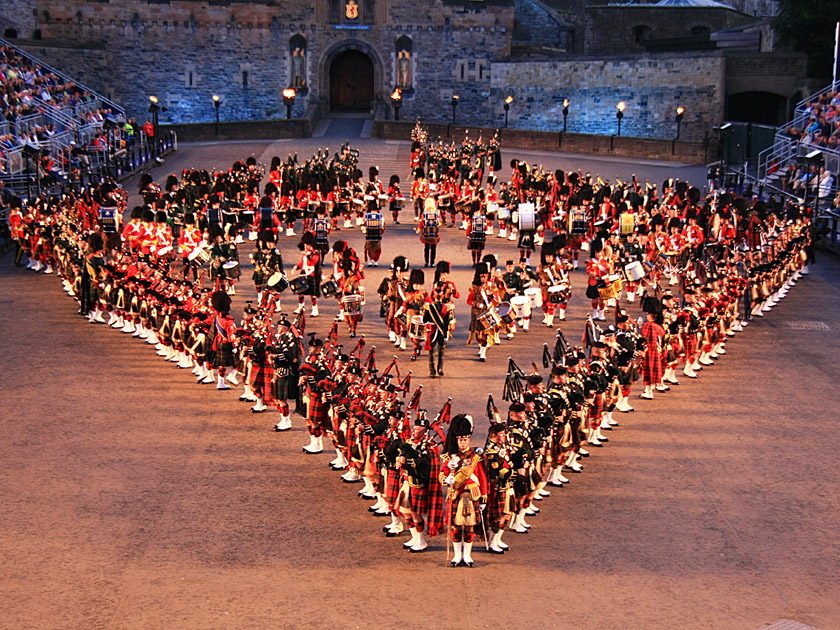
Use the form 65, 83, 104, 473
321, 40, 384, 112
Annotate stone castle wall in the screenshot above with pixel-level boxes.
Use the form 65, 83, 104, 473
490, 54, 726, 142
31, 0, 514, 126
0, 0, 37, 37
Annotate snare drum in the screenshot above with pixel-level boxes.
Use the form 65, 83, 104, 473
497, 302, 515, 327
486, 202, 498, 217
524, 286, 543, 309
408, 315, 425, 342
624, 261, 645, 282
156, 245, 173, 257
290, 276, 311, 295
547, 284, 569, 304
498, 205, 511, 220
341, 294, 363, 316
267, 272, 289, 292
223, 260, 240, 279
477, 308, 501, 331
510, 295, 531, 319
321, 279, 340, 298
598, 274, 623, 300
188, 246, 210, 264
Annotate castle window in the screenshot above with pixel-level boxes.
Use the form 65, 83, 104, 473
328, 0, 340, 24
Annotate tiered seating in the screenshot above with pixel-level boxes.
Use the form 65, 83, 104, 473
0, 39, 131, 187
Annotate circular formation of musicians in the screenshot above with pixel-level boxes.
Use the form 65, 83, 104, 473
7, 124, 814, 565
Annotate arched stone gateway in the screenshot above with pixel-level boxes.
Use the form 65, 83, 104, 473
321, 40, 384, 112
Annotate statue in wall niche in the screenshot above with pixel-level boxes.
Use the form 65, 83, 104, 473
397, 49, 412, 89
292, 47, 306, 88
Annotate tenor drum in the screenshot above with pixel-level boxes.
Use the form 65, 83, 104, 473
477, 308, 501, 331
321, 279, 340, 298
341, 294, 363, 315
624, 261, 645, 282
510, 295, 531, 319
497, 205, 511, 220
408, 315, 425, 342
267, 272, 289, 292
497, 302, 515, 327
547, 284, 569, 304
518, 202, 536, 231
524, 286, 543, 309
290, 276, 311, 295
486, 202, 498, 216
598, 274, 623, 300
223, 260, 240, 279
188, 246, 210, 264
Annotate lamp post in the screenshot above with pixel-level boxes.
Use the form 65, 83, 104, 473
616, 101, 625, 137
148, 95, 160, 157
451, 94, 459, 125
675, 106, 685, 140
562, 98, 569, 133
504, 95, 513, 128
391, 88, 402, 121
283, 88, 296, 120
212, 95, 220, 135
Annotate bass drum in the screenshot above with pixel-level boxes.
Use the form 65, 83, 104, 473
510, 295, 531, 320
518, 202, 536, 231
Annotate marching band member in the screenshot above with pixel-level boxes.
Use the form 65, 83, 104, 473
424, 284, 453, 378
418, 197, 441, 268
467, 262, 500, 362
440, 414, 487, 567
405, 268, 428, 361
363, 198, 384, 267
293, 232, 321, 317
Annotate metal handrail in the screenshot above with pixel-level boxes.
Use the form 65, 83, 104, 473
0, 37, 125, 118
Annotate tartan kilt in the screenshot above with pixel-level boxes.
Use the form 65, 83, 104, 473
409, 482, 436, 516
642, 349, 664, 384
272, 370, 298, 401
384, 469, 401, 510
589, 392, 604, 421
488, 484, 514, 524
204, 347, 216, 365
250, 361, 276, 396
307, 394, 330, 428
682, 332, 698, 356
213, 341, 236, 368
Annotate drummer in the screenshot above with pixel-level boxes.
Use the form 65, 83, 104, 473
404, 268, 428, 361
467, 262, 501, 362
178, 213, 202, 281
387, 175, 403, 224
585, 245, 613, 322
620, 231, 644, 303
338, 252, 364, 338
466, 198, 487, 268
293, 231, 322, 318
363, 198, 384, 267
418, 197, 440, 268
502, 258, 533, 332
538, 242, 569, 326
